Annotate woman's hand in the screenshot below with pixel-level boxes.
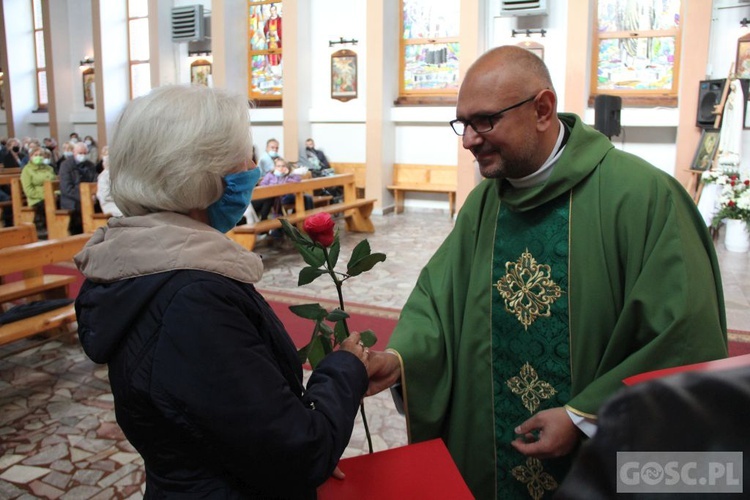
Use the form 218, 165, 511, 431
339, 331, 369, 369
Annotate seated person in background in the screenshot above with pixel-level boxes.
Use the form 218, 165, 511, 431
21, 139, 41, 167
84, 135, 99, 164
3, 138, 26, 169
251, 157, 313, 220
74, 84, 370, 498
56, 142, 74, 174
43, 137, 59, 164
303, 138, 331, 170
21, 147, 57, 239
58, 141, 98, 234
95, 146, 123, 217
258, 138, 280, 175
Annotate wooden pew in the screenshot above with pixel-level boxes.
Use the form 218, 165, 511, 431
80, 182, 111, 233
330, 162, 366, 198
0, 232, 90, 346
7, 176, 36, 227
0, 174, 20, 226
387, 164, 457, 218
44, 180, 73, 239
228, 173, 376, 252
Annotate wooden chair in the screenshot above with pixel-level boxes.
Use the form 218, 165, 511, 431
43, 180, 73, 240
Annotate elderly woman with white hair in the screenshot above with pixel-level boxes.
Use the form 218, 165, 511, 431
74, 85, 370, 499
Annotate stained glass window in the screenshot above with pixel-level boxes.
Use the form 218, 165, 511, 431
248, 1, 283, 102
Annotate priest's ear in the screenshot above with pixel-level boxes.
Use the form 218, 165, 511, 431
535, 89, 557, 130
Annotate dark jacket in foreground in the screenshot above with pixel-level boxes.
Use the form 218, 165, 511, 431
75, 212, 368, 499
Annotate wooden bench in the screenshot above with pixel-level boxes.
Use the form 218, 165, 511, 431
0, 230, 90, 346
44, 180, 73, 239
228, 173, 376, 252
387, 164, 457, 218
7, 176, 36, 227
331, 162, 366, 198
0, 173, 20, 226
80, 182, 111, 233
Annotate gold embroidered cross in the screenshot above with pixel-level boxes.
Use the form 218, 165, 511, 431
506, 362, 557, 414
494, 249, 562, 330
512, 457, 558, 499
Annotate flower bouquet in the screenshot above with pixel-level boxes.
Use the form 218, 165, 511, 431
702, 171, 750, 229
280, 213, 386, 453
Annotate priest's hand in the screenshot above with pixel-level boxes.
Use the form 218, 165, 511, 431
365, 350, 401, 396
510, 407, 582, 459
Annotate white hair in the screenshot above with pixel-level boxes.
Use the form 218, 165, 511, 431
109, 85, 253, 216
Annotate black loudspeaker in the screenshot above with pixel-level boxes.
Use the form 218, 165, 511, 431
594, 95, 622, 139
696, 79, 725, 128
696, 78, 750, 129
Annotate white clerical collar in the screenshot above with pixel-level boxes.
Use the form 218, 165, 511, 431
507, 119, 566, 189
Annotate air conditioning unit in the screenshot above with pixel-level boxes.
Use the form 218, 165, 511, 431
499, 0, 549, 17
171, 5, 204, 42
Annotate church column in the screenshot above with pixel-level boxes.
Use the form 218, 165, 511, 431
210, 0, 248, 97
365, 0, 397, 213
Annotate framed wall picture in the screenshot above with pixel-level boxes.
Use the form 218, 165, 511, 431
190, 59, 212, 87
331, 49, 357, 102
690, 129, 720, 171
82, 68, 95, 109
736, 33, 750, 79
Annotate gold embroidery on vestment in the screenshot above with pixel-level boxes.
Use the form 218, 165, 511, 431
507, 362, 557, 414
512, 457, 558, 500
494, 249, 562, 330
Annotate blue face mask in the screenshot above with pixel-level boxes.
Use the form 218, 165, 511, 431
207, 168, 261, 233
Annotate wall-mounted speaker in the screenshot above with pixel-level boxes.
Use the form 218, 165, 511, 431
594, 95, 622, 139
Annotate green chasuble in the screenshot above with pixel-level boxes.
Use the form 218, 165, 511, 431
387, 113, 728, 500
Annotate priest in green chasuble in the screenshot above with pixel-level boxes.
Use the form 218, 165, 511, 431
366, 46, 727, 500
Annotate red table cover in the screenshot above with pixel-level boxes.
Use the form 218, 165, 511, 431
623, 353, 750, 386
317, 438, 473, 499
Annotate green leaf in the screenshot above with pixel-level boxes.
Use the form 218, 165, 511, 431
297, 341, 313, 365
326, 308, 350, 322
328, 236, 341, 269
319, 334, 333, 354
280, 219, 300, 242
348, 239, 372, 270
347, 253, 387, 277
319, 322, 334, 337
297, 244, 326, 268
333, 320, 348, 346
289, 303, 328, 321
298, 267, 327, 286
308, 336, 326, 368
359, 329, 377, 348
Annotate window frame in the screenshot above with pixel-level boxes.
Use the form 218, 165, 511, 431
248, 0, 283, 107
589, 0, 683, 107
127, 0, 151, 100
32, 0, 47, 111
397, 0, 460, 106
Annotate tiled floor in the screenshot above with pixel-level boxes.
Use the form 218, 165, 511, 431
1, 210, 748, 499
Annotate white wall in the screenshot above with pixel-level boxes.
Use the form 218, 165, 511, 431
4, 0, 36, 139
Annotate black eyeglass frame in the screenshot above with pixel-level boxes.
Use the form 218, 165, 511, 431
449, 94, 538, 136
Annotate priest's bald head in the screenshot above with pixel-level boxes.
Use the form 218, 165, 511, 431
452, 46, 561, 180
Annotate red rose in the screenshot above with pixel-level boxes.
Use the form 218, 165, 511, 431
745, 180, 750, 186
729, 200, 736, 207
304, 213, 336, 247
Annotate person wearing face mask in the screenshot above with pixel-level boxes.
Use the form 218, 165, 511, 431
257, 137, 280, 175
56, 142, 74, 175
83, 135, 99, 164
3, 138, 26, 169
73, 85, 371, 499
20, 147, 57, 239
58, 141, 98, 234
250, 157, 314, 221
